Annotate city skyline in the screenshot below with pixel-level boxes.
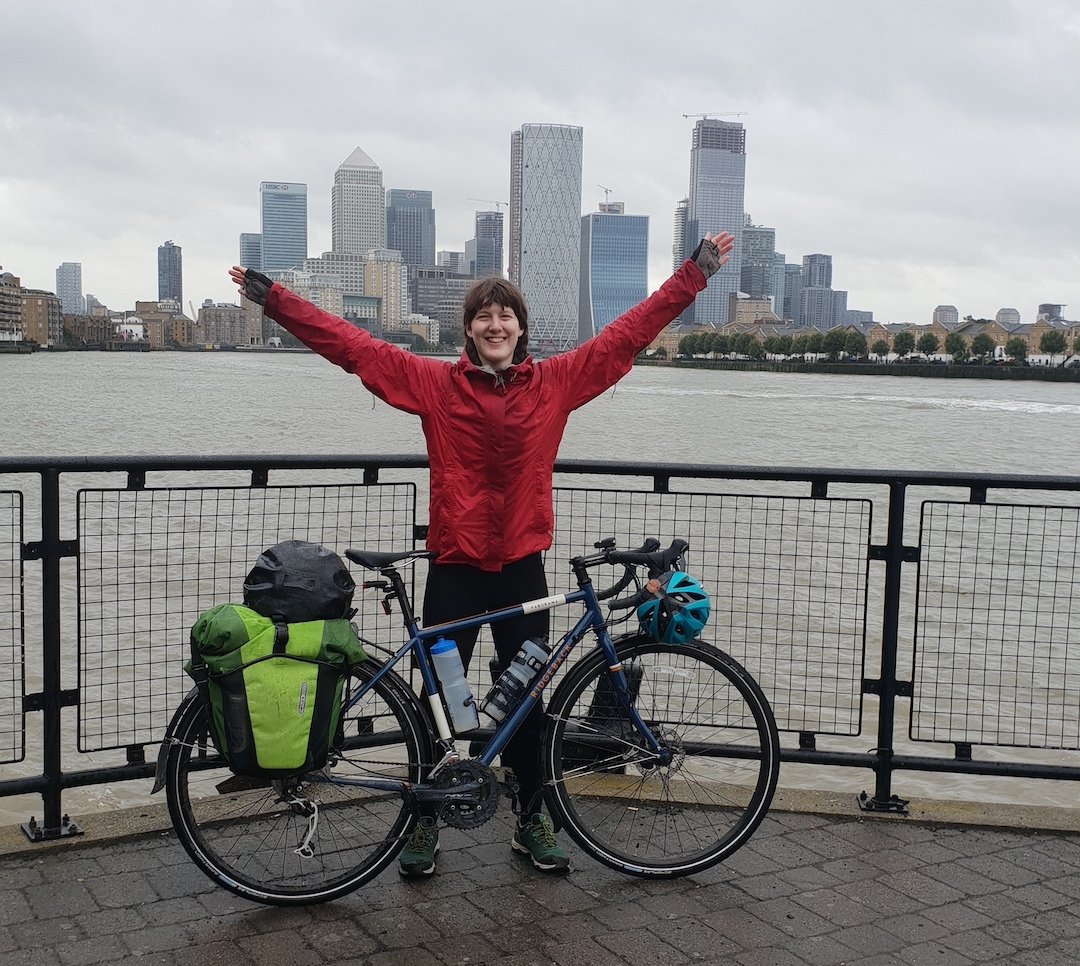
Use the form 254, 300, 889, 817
1, 2, 1077, 322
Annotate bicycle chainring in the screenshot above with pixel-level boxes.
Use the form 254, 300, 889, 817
434, 759, 501, 829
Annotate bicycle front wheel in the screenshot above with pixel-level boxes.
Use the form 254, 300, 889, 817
543, 636, 779, 877
165, 660, 432, 905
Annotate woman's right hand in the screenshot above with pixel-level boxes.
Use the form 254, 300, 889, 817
229, 266, 273, 306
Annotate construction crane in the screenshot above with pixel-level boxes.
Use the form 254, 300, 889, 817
682, 112, 749, 119
466, 197, 509, 211
597, 184, 614, 204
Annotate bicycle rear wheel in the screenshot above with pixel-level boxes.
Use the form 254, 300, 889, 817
543, 635, 779, 877
165, 660, 432, 905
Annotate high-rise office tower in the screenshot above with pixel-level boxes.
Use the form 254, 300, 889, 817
259, 182, 308, 272
239, 233, 263, 271
783, 263, 803, 325
672, 197, 689, 272
332, 147, 385, 255
509, 123, 583, 352
802, 253, 832, 289
471, 210, 504, 278
579, 204, 648, 341
685, 119, 746, 326
157, 240, 182, 305
386, 189, 435, 272
801, 286, 836, 329
740, 223, 777, 302
55, 262, 85, 315
772, 253, 787, 316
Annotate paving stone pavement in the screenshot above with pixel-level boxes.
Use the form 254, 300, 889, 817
1, 809, 1079, 966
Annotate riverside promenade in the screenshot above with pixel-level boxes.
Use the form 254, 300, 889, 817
1, 793, 1079, 966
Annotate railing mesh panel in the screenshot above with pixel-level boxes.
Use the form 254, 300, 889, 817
549, 488, 871, 735
76, 484, 415, 752
914, 501, 1080, 749
0, 492, 23, 764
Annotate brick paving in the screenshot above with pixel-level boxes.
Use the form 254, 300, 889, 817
1, 810, 1079, 965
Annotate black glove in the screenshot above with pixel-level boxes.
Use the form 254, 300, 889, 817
240, 268, 274, 306
690, 237, 722, 280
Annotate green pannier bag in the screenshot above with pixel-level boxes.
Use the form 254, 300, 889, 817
186, 603, 368, 778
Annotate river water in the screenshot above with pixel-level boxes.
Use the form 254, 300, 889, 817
2, 350, 1079, 822
4, 350, 1080, 474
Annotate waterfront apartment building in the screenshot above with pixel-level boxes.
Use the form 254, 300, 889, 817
0, 270, 24, 340
579, 203, 648, 340
363, 249, 408, 331
20, 288, 62, 346
684, 119, 745, 327
303, 251, 366, 299
332, 147, 385, 256
260, 182, 308, 272
509, 123, 583, 352
55, 261, 85, 315
196, 302, 256, 347
239, 233, 263, 271
386, 189, 435, 273
158, 240, 183, 305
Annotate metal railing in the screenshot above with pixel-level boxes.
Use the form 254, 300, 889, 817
2, 454, 1079, 840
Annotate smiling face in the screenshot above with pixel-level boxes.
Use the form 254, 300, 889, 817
465, 302, 524, 369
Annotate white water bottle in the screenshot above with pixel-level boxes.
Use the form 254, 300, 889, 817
430, 637, 480, 733
480, 637, 551, 723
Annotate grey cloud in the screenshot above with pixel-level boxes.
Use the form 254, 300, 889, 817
1, 0, 1076, 321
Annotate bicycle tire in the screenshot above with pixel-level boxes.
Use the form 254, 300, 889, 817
543, 635, 779, 877
165, 659, 433, 905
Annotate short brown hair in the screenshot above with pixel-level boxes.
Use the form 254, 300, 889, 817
462, 277, 529, 365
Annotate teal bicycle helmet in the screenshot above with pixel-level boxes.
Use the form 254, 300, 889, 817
636, 570, 710, 645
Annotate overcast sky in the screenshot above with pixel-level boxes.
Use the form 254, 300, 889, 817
2, 0, 1077, 323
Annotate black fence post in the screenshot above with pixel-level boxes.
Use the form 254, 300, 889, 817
859, 480, 910, 814
22, 468, 81, 841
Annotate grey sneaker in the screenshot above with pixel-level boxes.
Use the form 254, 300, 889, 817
399, 816, 439, 877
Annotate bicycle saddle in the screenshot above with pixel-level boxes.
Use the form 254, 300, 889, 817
344, 548, 434, 570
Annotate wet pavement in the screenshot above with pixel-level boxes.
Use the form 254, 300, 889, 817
2, 801, 1080, 965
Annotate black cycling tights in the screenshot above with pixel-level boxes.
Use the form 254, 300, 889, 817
422, 553, 549, 818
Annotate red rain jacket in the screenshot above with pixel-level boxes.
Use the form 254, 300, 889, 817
264, 259, 706, 571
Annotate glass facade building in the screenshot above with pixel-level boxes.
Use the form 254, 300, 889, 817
579, 209, 648, 340
509, 123, 583, 352
332, 147, 384, 256
259, 182, 308, 272
472, 210, 504, 278
685, 119, 745, 326
740, 225, 776, 302
386, 189, 435, 272
239, 233, 262, 271
55, 261, 85, 315
157, 240, 182, 305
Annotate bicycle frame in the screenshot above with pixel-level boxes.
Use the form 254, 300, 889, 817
333, 567, 663, 795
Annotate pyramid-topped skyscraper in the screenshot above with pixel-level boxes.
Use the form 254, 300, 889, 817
332, 147, 385, 255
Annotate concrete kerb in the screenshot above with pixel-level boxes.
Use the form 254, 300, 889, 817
1, 785, 1077, 859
